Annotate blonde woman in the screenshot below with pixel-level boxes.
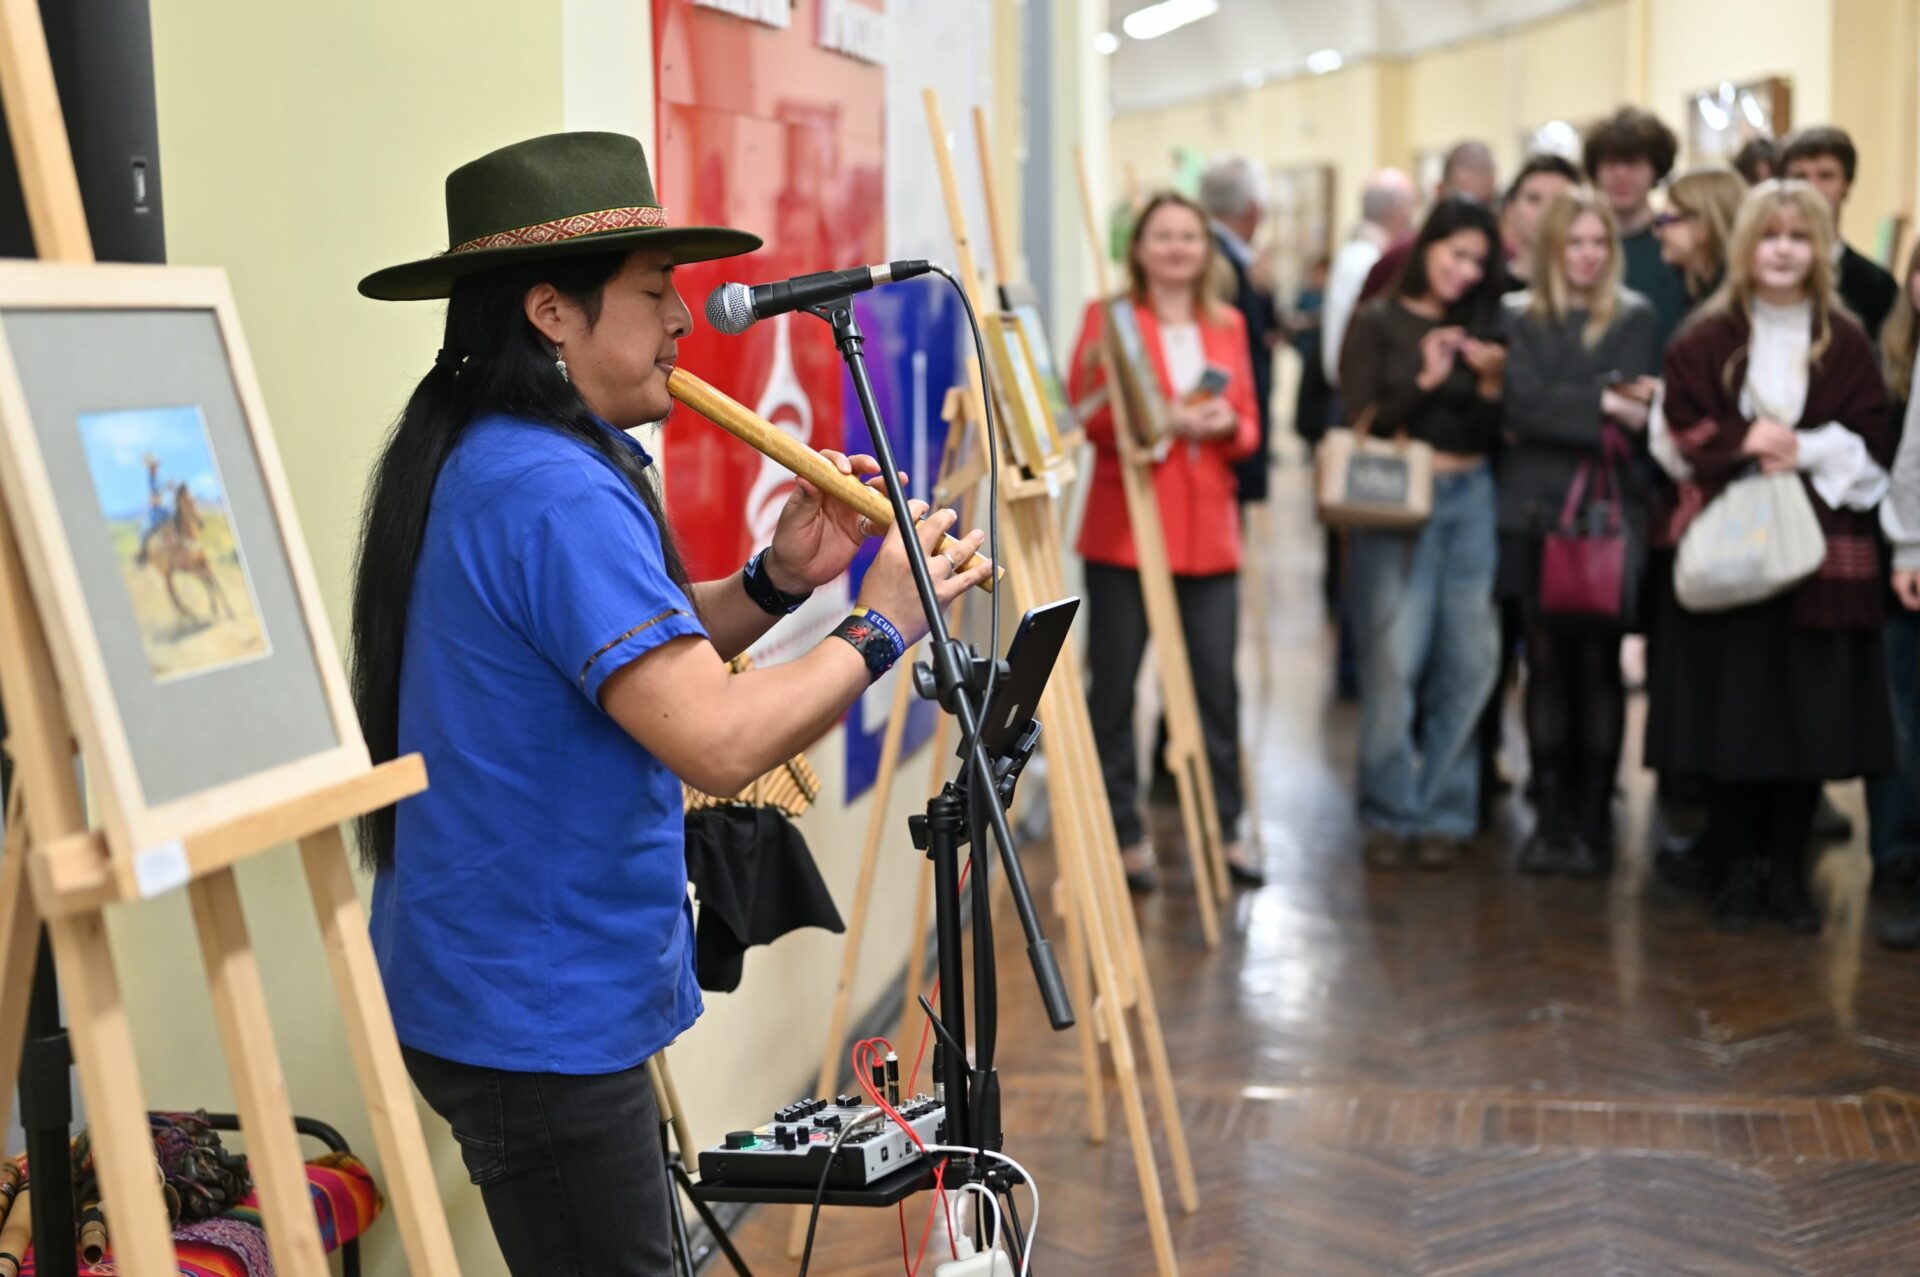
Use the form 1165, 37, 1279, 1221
1499, 190, 1660, 876
1654, 166, 1747, 305
1651, 180, 1894, 933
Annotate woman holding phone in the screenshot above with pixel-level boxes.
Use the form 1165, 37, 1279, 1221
1068, 191, 1263, 891
1339, 196, 1510, 871
1653, 180, 1892, 933
1499, 190, 1659, 876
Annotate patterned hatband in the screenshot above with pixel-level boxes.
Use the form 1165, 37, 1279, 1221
448, 204, 670, 255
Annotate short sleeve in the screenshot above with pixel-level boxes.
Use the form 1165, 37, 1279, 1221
516, 471, 707, 705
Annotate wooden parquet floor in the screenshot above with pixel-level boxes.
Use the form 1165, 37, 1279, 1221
720, 468, 1920, 1275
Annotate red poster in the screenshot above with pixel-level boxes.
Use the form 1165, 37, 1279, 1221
652, 0, 886, 581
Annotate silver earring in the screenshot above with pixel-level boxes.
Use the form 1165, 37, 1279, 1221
554, 347, 569, 383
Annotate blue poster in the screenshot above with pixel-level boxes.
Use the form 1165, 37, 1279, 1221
840, 276, 964, 799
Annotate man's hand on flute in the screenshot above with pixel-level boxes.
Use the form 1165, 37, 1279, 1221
765, 449, 905, 593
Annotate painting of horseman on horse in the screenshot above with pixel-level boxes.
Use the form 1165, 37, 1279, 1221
79, 405, 269, 681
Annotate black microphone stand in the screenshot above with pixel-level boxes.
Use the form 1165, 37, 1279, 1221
800, 295, 1072, 1171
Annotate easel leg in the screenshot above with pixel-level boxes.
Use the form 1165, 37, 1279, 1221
47, 910, 177, 1274
188, 867, 330, 1276
1057, 826, 1109, 1144
0, 786, 39, 1136
298, 826, 461, 1275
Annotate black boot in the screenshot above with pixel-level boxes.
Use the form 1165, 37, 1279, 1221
1768, 842, 1820, 934
1519, 758, 1571, 875
1561, 756, 1616, 880
1713, 857, 1763, 932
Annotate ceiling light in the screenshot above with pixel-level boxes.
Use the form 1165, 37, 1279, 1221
1241, 68, 1266, 89
1306, 48, 1343, 75
1094, 31, 1120, 55
1121, 0, 1219, 42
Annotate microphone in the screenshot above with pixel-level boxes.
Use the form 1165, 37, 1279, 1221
705, 259, 932, 334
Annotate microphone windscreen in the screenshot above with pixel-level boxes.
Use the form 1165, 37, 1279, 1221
705, 283, 756, 335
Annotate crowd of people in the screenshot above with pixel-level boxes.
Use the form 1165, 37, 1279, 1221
1076, 107, 1920, 949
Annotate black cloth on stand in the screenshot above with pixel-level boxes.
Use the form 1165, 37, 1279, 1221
682, 806, 843, 993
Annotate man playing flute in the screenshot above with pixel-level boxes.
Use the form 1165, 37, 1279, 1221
352, 131, 991, 1275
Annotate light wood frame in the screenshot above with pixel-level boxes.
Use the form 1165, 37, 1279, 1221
0, 263, 365, 895
982, 309, 1061, 474
1100, 296, 1172, 449
997, 280, 1079, 439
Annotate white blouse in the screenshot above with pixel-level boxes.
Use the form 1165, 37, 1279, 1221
1743, 298, 1887, 511
1158, 321, 1205, 398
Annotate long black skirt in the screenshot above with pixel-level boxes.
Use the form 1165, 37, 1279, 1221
1644, 587, 1894, 782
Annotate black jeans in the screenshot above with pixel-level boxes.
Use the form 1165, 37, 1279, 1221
403, 1045, 674, 1276
1083, 561, 1242, 848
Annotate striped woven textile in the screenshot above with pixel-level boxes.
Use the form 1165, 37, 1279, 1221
17, 1152, 385, 1276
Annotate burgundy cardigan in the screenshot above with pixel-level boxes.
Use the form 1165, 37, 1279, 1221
1663, 307, 1892, 628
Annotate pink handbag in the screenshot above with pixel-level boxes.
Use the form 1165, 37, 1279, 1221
1539, 432, 1632, 621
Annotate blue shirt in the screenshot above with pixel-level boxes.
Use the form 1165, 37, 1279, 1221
370, 413, 708, 1074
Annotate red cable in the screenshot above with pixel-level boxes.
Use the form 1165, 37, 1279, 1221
852, 1036, 955, 1268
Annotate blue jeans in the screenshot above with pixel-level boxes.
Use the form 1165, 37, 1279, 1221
1352, 466, 1500, 839
1867, 606, 1920, 868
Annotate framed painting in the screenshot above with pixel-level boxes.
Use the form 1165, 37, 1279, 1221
0, 262, 365, 869
1687, 77, 1791, 166
1100, 297, 1171, 449
982, 310, 1062, 476
997, 281, 1078, 438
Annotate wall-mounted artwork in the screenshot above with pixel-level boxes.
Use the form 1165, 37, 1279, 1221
1687, 77, 1791, 166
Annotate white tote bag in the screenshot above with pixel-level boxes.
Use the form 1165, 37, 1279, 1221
1673, 470, 1827, 613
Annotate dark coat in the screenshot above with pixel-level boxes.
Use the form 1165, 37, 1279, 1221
1662, 306, 1892, 628
1497, 290, 1660, 536
1214, 226, 1277, 501
1839, 244, 1898, 341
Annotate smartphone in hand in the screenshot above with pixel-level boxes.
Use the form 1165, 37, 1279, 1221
1186, 364, 1231, 403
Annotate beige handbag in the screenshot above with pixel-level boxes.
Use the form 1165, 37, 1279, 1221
1315, 405, 1434, 530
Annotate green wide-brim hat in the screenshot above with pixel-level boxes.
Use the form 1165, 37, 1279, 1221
358, 131, 761, 301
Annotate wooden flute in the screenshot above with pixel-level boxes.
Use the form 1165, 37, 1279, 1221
665, 367, 1000, 593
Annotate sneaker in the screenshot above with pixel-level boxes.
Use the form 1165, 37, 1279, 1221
1415, 836, 1462, 871
1362, 830, 1408, 872
1517, 831, 1567, 876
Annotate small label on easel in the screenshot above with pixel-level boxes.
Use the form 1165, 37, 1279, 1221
133, 840, 190, 898
1045, 470, 1062, 501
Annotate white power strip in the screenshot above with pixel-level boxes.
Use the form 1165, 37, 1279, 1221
933, 1252, 1014, 1277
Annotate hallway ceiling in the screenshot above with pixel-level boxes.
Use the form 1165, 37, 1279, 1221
1106, 0, 1601, 113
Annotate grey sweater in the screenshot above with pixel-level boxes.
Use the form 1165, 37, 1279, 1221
1496, 289, 1660, 536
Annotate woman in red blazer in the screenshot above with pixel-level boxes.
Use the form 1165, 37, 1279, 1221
1068, 191, 1262, 891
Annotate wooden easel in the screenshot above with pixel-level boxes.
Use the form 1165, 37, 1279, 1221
915, 89, 1197, 1277
0, 4, 458, 1272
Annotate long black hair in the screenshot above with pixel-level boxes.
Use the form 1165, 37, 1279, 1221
1392, 195, 1509, 336
349, 250, 689, 872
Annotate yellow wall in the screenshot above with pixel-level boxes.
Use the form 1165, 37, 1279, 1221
1111, 0, 1914, 259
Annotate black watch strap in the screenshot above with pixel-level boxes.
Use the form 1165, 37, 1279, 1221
743, 547, 813, 616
